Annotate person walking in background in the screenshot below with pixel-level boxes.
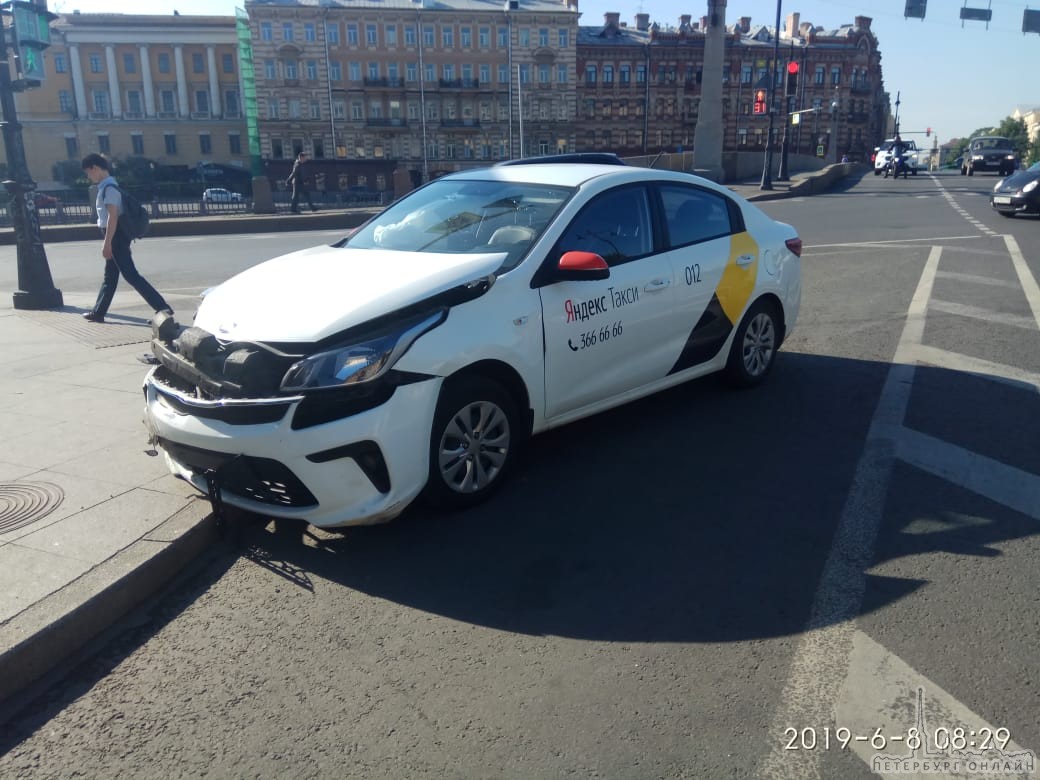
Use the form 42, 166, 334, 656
287, 151, 318, 213
80, 153, 172, 324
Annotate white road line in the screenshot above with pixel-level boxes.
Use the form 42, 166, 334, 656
931, 175, 998, 237
757, 246, 943, 780
896, 427, 1040, 520
935, 270, 1020, 290
838, 630, 1036, 780
1005, 235, 1040, 330
928, 298, 1039, 331
909, 343, 1040, 393
810, 236, 983, 249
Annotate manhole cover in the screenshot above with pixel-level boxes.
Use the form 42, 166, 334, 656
0, 482, 65, 534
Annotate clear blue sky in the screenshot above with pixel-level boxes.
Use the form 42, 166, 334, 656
51, 0, 1039, 145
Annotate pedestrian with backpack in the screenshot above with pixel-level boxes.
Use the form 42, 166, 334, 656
80, 153, 172, 324
287, 151, 317, 213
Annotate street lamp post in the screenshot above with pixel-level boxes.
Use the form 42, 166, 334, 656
1, 2, 62, 310
830, 92, 840, 164
759, 0, 782, 190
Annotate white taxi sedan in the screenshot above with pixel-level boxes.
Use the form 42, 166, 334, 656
144, 158, 802, 527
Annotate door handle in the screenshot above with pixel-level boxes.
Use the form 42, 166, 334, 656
736, 254, 755, 266
643, 278, 671, 292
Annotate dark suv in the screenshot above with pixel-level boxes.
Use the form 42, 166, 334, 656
961, 136, 1018, 176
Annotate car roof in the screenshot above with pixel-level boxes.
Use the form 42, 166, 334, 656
442, 163, 730, 193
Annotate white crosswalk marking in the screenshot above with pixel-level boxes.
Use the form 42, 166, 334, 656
759, 239, 1040, 778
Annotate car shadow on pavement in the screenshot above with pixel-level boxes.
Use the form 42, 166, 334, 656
226, 349, 1038, 646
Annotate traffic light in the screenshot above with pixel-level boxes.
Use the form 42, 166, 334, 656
904, 0, 927, 19
10, 0, 57, 85
785, 61, 799, 96
753, 89, 767, 115
926, 127, 931, 137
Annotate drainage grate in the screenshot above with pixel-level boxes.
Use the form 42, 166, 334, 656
0, 482, 65, 534
16, 308, 152, 349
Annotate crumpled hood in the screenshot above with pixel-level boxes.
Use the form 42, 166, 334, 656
194, 244, 503, 343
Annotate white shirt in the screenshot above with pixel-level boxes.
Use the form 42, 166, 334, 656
94, 175, 123, 230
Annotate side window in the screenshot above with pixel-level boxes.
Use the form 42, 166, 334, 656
557, 187, 652, 266
660, 185, 733, 247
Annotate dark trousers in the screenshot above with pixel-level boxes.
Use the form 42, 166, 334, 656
91, 229, 170, 316
290, 186, 315, 212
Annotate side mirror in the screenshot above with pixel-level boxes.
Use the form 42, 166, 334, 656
556, 250, 610, 281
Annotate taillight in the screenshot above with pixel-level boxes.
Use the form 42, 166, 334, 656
785, 237, 803, 257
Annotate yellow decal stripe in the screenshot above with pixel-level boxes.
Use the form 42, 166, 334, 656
716, 231, 759, 325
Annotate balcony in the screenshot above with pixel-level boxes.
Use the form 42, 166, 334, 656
190, 111, 211, 119
123, 111, 144, 120
157, 111, 178, 119
366, 117, 409, 129
364, 77, 405, 88
439, 78, 480, 89
440, 118, 480, 129
87, 111, 110, 120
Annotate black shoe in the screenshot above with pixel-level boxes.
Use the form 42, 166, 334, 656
82, 311, 105, 323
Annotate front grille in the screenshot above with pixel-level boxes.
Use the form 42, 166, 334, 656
152, 368, 292, 426
160, 438, 318, 508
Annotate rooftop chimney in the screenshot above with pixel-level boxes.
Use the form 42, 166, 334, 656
739, 16, 751, 33
854, 15, 872, 30
604, 11, 620, 27
679, 14, 692, 31
700, 15, 708, 30
635, 12, 649, 31
785, 12, 799, 38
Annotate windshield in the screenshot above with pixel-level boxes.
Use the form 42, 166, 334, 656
973, 137, 1012, 151
347, 178, 572, 270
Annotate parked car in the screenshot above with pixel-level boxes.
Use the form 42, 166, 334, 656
990, 161, 1040, 218
33, 192, 60, 208
961, 136, 1018, 176
202, 187, 245, 203
143, 157, 803, 528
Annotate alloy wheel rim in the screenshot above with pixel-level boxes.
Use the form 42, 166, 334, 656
742, 312, 776, 377
438, 400, 511, 493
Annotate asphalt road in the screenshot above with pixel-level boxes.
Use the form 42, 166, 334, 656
1, 171, 1037, 779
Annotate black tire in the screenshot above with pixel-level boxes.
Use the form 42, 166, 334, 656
960, 166, 967, 176
873, 168, 881, 176
423, 376, 520, 509
968, 165, 974, 176
725, 299, 782, 388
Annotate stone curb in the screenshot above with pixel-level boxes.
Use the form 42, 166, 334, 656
0, 497, 216, 709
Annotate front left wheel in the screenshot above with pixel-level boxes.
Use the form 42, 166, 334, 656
423, 376, 520, 509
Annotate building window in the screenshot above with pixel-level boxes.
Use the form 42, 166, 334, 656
310, 100, 321, 119
557, 64, 567, 84
539, 28, 549, 46
164, 133, 177, 154
480, 64, 490, 83
404, 26, 416, 46
585, 65, 597, 85
425, 63, 435, 82
519, 28, 529, 46
388, 62, 400, 81
539, 64, 549, 84
306, 60, 318, 80
264, 60, 276, 80
313, 137, 325, 158
271, 138, 283, 158
195, 91, 209, 114
192, 52, 204, 73
348, 61, 359, 80
386, 25, 398, 46
368, 62, 379, 80
160, 90, 175, 113
559, 29, 569, 47
333, 100, 346, 119
443, 63, 455, 81
222, 53, 235, 74
423, 26, 434, 46
225, 90, 240, 116
89, 53, 102, 73
122, 53, 136, 73
92, 90, 109, 115
831, 66, 841, 85
97, 134, 110, 154
126, 90, 142, 114
132, 133, 144, 154
497, 27, 507, 48
741, 63, 752, 84
58, 90, 73, 112
200, 134, 211, 154
479, 27, 489, 47
228, 133, 241, 154
329, 61, 342, 81
636, 64, 646, 83
351, 101, 363, 120
158, 52, 170, 74
347, 24, 359, 45
65, 136, 78, 158
441, 26, 453, 48
326, 23, 340, 44
498, 64, 507, 83
603, 65, 614, 84
54, 53, 67, 73
518, 64, 529, 83
288, 98, 301, 118
283, 23, 294, 41
305, 23, 316, 42
461, 27, 472, 48
284, 60, 298, 80
815, 65, 824, 85
267, 99, 279, 119
366, 24, 377, 45
260, 22, 272, 41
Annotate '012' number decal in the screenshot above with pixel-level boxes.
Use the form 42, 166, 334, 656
568, 321, 623, 351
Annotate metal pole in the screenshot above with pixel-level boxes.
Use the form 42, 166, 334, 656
517, 63, 523, 158
1, 8, 62, 310
776, 38, 793, 180
417, 9, 428, 181
759, 0, 781, 190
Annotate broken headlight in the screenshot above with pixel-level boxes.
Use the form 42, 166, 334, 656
279, 310, 445, 392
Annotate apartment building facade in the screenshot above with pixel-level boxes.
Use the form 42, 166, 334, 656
9, 12, 247, 188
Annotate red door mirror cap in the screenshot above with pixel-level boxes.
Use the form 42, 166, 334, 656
559, 250, 609, 272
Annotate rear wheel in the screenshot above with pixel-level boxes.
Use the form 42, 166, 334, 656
423, 376, 520, 509
725, 299, 781, 388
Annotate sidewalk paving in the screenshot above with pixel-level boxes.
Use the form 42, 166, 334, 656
0, 162, 860, 711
